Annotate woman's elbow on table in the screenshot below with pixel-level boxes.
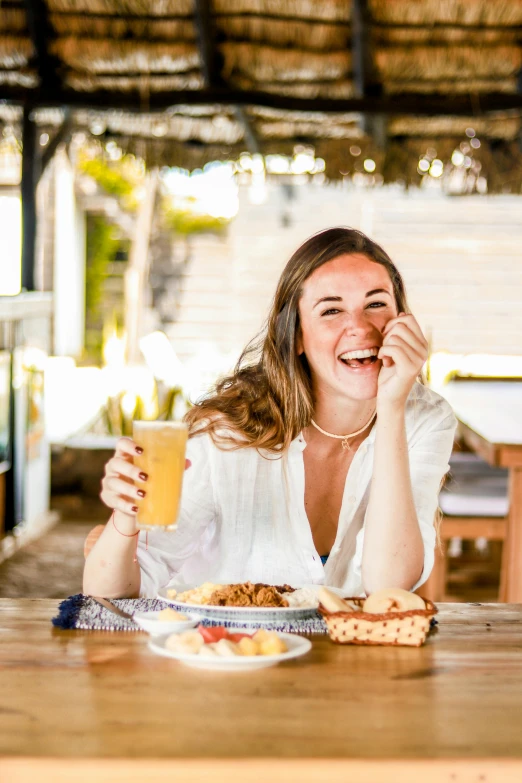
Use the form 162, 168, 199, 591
82, 558, 141, 599
362, 563, 424, 596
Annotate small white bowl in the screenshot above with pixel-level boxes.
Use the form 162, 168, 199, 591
133, 610, 199, 636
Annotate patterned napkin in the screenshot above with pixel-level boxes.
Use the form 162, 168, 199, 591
52, 594, 329, 634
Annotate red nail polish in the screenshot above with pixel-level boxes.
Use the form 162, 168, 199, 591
132, 505, 138, 512
137, 489, 146, 498
135, 446, 143, 455
139, 472, 148, 481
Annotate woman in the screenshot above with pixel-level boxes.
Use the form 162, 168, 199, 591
83, 227, 456, 599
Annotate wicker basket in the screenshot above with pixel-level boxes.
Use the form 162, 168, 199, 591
318, 597, 437, 647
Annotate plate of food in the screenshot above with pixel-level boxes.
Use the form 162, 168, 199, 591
149, 624, 312, 671
156, 581, 346, 625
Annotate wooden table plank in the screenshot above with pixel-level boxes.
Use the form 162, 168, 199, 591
2, 758, 522, 783
1, 599, 522, 782
444, 382, 522, 452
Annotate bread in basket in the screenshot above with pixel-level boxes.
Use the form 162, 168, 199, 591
318, 587, 437, 647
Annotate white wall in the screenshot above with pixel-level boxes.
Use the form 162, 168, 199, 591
53, 151, 86, 357
166, 183, 522, 363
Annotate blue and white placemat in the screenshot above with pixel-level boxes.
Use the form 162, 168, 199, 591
52, 594, 329, 634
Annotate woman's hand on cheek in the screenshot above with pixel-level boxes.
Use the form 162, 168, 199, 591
376, 313, 428, 408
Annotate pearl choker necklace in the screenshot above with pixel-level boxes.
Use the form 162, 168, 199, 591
310, 410, 377, 451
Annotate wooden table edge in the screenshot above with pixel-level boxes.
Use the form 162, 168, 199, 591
457, 420, 522, 468
1, 757, 522, 783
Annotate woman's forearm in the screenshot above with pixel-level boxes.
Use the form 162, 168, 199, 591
361, 402, 424, 593
82, 510, 141, 598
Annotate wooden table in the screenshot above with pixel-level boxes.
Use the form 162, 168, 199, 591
1, 600, 522, 782
443, 381, 522, 603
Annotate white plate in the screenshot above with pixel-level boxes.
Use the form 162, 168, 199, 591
133, 611, 199, 636
157, 583, 346, 626
149, 631, 312, 671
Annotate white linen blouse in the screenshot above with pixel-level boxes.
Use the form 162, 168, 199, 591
137, 382, 457, 597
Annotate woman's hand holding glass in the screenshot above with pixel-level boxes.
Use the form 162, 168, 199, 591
377, 313, 428, 408
100, 436, 191, 529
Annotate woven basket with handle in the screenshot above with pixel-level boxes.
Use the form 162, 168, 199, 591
318, 597, 437, 647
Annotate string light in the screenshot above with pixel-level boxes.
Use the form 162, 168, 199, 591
451, 150, 464, 166
90, 120, 106, 136
429, 159, 444, 178
152, 121, 168, 137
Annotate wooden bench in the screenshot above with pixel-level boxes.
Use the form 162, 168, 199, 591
422, 452, 508, 602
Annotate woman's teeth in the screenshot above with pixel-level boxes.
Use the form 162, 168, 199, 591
340, 348, 378, 360
339, 348, 379, 369
339, 357, 378, 368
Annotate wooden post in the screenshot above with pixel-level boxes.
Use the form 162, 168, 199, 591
352, 0, 387, 148
193, 0, 260, 155
500, 467, 522, 602
21, 105, 38, 292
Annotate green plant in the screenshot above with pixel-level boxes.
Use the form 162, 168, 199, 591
78, 153, 144, 210
102, 384, 186, 436
84, 217, 126, 363
80, 158, 135, 199
162, 203, 231, 236
86, 218, 121, 315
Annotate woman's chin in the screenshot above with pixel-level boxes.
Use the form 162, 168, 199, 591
312, 363, 380, 401
324, 378, 378, 402
334, 363, 380, 400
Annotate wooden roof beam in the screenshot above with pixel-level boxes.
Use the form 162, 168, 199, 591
3, 87, 522, 115
234, 106, 260, 155
352, 0, 387, 147
193, 0, 260, 155
23, 0, 61, 89
518, 68, 522, 151
40, 110, 73, 177
49, 11, 192, 21
352, 0, 378, 98
35, 8, 522, 31
193, 0, 222, 89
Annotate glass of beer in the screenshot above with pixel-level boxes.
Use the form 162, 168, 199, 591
132, 421, 188, 531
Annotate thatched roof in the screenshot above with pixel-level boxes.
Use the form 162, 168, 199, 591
1, 0, 522, 190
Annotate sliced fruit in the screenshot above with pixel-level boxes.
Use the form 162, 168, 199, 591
237, 637, 260, 656
197, 625, 230, 643
227, 632, 252, 642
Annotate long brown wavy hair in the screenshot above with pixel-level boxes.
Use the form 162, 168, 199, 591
184, 227, 409, 452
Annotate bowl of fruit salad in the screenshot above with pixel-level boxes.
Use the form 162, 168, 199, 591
148, 624, 312, 670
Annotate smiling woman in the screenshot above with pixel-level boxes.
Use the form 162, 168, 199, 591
84, 228, 457, 602
185, 230, 410, 451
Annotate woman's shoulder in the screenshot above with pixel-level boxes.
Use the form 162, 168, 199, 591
406, 382, 456, 424
187, 418, 251, 458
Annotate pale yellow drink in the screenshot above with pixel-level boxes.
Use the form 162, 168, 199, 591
132, 421, 188, 531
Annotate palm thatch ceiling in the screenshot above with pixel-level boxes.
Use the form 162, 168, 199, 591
1, 0, 522, 187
